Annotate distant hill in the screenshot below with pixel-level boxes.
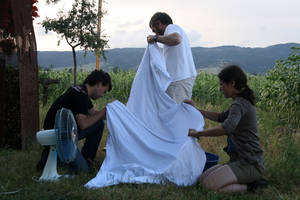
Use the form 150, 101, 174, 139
37, 43, 300, 74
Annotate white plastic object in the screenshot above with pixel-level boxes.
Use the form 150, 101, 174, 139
36, 130, 56, 146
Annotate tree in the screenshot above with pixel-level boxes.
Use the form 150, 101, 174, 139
42, 0, 107, 85
0, 0, 40, 149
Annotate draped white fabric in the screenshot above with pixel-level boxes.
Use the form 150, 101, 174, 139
85, 44, 206, 188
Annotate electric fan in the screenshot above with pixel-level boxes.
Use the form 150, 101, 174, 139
36, 108, 78, 181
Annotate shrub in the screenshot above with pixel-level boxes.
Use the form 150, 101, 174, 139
259, 47, 300, 127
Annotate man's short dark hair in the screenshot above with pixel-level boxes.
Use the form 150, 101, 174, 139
83, 70, 112, 91
149, 12, 173, 28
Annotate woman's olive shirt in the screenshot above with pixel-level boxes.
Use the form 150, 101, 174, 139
218, 97, 264, 170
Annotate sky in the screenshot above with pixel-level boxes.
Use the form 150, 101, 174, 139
33, 0, 300, 51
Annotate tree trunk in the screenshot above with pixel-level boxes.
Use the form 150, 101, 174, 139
9, 0, 39, 149
72, 47, 77, 85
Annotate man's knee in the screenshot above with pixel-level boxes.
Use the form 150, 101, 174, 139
78, 120, 104, 140
96, 119, 104, 129
90, 120, 104, 139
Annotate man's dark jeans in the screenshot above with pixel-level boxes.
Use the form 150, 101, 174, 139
78, 120, 104, 162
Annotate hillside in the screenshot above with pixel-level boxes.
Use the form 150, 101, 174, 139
37, 43, 300, 73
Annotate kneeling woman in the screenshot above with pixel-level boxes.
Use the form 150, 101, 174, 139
185, 65, 264, 193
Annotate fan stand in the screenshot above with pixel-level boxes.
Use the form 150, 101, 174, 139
39, 146, 62, 181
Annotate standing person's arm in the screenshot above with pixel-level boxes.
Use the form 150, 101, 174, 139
147, 33, 181, 46
184, 100, 220, 122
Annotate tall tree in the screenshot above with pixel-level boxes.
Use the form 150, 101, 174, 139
42, 0, 107, 85
0, 0, 40, 149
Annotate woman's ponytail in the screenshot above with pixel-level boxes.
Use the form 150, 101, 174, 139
218, 65, 255, 105
239, 85, 255, 105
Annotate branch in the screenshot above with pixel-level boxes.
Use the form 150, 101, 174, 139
74, 43, 81, 48
65, 37, 72, 46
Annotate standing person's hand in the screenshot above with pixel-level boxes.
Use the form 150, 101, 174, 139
147, 35, 156, 44
188, 129, 199, 138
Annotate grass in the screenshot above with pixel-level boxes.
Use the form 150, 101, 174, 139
1, 101, 300, 200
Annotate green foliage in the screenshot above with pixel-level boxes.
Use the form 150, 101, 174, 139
105, 70, 136, 103
268, 131, 300, 189
247, 74, 268, 104
38, 60, 300, 128
38, 67, 90, 104
42, 0, 107, 85
192, 71, 268, 110
259, 47, 300, 127
192, 71, 224, 106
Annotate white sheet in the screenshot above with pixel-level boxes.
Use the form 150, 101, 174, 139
85, 44, 206, 188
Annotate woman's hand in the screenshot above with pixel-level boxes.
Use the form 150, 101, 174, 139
184, 99, 195, 107
188, 128, 199, 138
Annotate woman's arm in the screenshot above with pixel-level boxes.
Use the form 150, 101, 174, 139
199, 110, 220, 122
188, 126, 226, 138
184, 100, 220, 122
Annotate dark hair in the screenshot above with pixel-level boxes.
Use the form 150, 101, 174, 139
83, 70, 112, 91
149, 12, 173, 28
218, 65, 255, 105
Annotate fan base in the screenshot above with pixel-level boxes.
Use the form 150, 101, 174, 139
39, 146, 73, 181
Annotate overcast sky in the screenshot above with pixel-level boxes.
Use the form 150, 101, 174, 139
33, 0, 300, 51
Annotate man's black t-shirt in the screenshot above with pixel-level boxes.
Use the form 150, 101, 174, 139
43, 85, 93, 130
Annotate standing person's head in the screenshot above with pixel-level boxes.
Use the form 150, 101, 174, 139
84, 70, 112, 100
218, 65, 255, 105
149, 12, 173, 35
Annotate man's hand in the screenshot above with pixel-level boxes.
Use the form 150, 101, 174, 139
147, 35, 156, 44
188, 128, 199, 138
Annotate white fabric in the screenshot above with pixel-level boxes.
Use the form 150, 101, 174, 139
163, 24, 197, 82
85, 44, 206, 188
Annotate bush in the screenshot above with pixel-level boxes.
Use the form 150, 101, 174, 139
192, 71, 225, 106
259, 47, 300, 127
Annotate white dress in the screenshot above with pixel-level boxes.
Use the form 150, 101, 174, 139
85, 44, 206, 188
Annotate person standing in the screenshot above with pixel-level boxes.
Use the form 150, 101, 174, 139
147, 12, 197, 103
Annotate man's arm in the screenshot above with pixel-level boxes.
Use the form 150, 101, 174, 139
75, 107, 106, 130
88, 107, 99, 116
147, 33, 182, 46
